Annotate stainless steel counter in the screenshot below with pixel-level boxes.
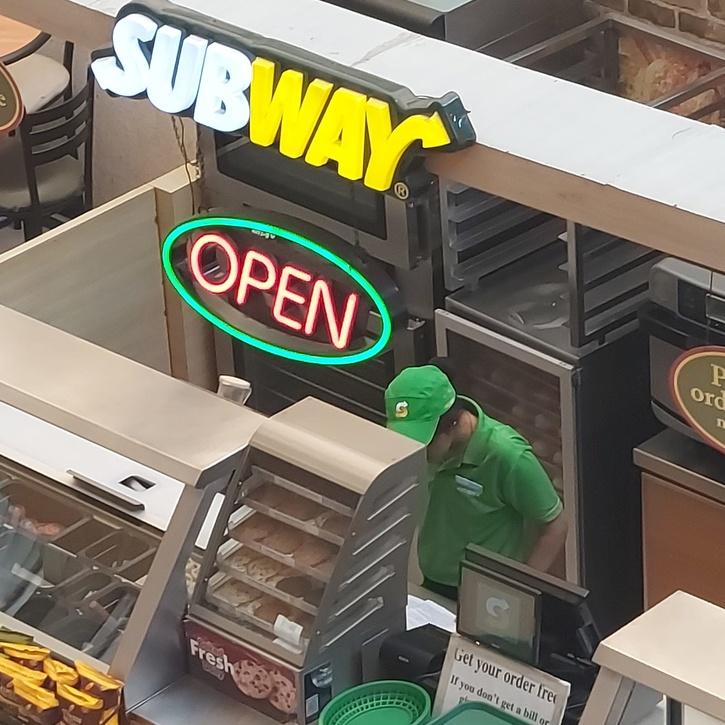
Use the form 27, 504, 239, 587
133, 676, 273, 725
134, 584, 456, 724
634, 429, 725, 504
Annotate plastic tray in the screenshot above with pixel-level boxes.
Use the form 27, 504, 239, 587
0, 480, 86, 537
430, 702, 530, 725
320, 680, 430, 725
207, 575, 312, 649
248, 466, 357, 516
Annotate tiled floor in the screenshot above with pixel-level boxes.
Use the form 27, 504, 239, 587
0, 222, 26, 254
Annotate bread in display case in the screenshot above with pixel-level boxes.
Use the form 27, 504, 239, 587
0, 305, 265, 712
189, 397, 425, 723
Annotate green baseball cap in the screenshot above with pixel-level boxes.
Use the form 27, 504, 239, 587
385, 365, 457, 444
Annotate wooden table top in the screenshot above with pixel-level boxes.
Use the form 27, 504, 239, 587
0, 15, 43, 63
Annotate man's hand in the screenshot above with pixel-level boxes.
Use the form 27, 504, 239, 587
526, 513, 568, 573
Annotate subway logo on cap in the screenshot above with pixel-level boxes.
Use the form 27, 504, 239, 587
91, 0, 476, 192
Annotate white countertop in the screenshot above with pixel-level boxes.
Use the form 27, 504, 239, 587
595, 592, 725, 723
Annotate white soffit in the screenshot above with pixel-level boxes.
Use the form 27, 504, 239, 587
171, 0, 725, 222
5, 0, 725, 264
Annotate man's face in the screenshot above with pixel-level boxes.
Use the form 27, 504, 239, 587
427, 416, 468, 462
427, 429, 454, 463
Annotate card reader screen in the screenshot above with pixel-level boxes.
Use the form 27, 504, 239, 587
458, 564, 541, 664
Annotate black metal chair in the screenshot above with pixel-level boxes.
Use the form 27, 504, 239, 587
0, 71, 94, 241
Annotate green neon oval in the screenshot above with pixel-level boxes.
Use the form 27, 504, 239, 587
162, 216, 392, 366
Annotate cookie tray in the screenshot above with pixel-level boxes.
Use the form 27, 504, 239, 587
230, 535, 333, 585
241, 496, 345, 547
207, 574, 311, 651
217, 542, 320, 617
248, 466, 356, 517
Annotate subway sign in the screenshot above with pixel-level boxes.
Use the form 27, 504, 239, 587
162, 211, 402, 365
91, 1, 475, 192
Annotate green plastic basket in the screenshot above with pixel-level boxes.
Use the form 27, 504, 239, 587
320, 680, 432, 725
430, 701, 531, 725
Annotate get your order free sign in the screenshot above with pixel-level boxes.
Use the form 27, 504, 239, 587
92, 0, 476, 192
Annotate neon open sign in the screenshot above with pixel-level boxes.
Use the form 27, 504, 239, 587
162, 213, 398, 365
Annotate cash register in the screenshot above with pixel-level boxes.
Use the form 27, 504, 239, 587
380, 547, 660, 723
457, 546, 661, 725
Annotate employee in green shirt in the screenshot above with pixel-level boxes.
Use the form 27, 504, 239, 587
385, 364, 567, 600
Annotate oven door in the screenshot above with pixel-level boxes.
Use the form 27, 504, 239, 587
435, 309, 580, 584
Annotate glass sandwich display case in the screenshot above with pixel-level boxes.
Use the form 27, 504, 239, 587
0, 304, 427, 723
0, 304, 265, 711
186, 396, 424, 724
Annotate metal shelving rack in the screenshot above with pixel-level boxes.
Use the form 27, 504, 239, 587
443, 14, 725, 349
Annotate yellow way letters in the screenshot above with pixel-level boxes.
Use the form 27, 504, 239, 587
249, 58, 452, 192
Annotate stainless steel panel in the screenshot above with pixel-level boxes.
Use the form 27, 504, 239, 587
116, 478, 232, 708
0, 306, 263, 487
435, 309, 581, 583
133, 675, 274, 725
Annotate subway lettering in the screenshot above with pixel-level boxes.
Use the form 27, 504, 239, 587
92, 13, 455, 191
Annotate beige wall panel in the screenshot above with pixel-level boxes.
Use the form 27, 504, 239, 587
0, 187, 171, 374
154, 167, 218, 390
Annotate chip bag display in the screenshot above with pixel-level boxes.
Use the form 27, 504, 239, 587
2, 644, 50, 671
12, 677, 59, 724
43, 658, 79, 691
0, 656, 47, 707
74, 661, 123, 713
57, 682, 104, 725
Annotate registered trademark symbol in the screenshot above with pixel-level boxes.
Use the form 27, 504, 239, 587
394, 182, 410, 200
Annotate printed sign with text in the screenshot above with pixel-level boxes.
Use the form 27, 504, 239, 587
435, 634, 570, 725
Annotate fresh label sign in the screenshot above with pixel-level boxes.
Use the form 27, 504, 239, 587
435, 635, 570, 725
185, 620, 299, 721
671, 346, 725, 453
163, 212, 399, 365
91, 1, 475, 191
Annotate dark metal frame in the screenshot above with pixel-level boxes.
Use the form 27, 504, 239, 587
1, 31, 51, 66
0, 69, 94, 241
508, 15, 725, 117
513, 15, 725, 347
442, 14, 725, 349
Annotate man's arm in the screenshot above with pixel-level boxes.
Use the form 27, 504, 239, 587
500, 451, 568, 573
526, 512, 568, 572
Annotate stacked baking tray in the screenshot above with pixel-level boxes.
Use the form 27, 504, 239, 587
189, 397, 424, 724
207, 466, 356, 653
0, 469, 158, 663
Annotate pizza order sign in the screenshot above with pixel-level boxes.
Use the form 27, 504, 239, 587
671, 346, 725, 453
0, 62, 23, 135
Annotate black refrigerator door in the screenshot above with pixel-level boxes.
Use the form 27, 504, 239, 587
435, 309, 578, 584
435, 309, 658, 635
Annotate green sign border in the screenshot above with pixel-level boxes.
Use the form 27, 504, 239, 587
162, 216, 392, 366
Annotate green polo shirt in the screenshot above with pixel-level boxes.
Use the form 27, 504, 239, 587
419, 397, 563, 587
